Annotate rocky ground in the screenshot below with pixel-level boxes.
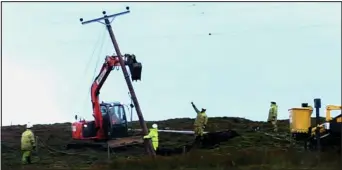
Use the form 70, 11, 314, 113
1, 117, 341, 170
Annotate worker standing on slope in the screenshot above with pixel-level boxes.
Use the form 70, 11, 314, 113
267, 101, 278, 132
143, 123, 159, 151
191, 102, 208, 143
21, 122, 36, 165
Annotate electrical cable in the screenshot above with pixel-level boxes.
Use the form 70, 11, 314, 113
69, 27, 106, 116
121, 23, 334, 42
80, 27, 108, 115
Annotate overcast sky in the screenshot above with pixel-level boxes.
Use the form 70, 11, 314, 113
2, 2, 341, 125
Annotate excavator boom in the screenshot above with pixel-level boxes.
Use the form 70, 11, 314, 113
91, 56, 120, 139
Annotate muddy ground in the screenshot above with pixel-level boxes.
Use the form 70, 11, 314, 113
1, 117, 341, 170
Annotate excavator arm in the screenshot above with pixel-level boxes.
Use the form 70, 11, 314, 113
90, 54, 142, 138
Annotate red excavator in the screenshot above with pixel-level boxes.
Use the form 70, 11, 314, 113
68, 54, 144, 149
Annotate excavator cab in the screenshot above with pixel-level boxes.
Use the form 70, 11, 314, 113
101, 102, 129, 139
72, 102, 129, 140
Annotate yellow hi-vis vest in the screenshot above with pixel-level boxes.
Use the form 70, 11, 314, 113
143, 128, 159, 150
21, 129, 35, 151
194, 112, 208, 127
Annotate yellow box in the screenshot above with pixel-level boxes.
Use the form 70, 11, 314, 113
288, 107, 313, 133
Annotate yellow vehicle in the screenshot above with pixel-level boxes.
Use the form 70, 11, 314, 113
289, 103, 341, 151
309, 105, 341, 135
288, 103, 313, 140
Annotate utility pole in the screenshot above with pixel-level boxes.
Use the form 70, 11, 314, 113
79, 7, 155, 156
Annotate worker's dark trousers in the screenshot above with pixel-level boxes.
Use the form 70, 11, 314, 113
194, 135, 203, 147
21, 150, 32, 164
27, 156, 31, 164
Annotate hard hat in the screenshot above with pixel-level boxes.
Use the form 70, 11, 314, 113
26, 122, 33, 129
152, 123, 158, 129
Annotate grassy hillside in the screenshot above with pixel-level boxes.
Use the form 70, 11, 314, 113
1, 117, 341, 170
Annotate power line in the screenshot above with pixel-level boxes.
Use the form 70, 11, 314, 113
80, 27, 108, 116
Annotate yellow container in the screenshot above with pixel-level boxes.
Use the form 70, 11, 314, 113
288, 107, 313, 133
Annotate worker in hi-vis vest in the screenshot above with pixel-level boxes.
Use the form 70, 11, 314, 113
143, 123, 159, 151
21, 122, 36, 164
191, 101, 208, 143
267, 101, 278, 132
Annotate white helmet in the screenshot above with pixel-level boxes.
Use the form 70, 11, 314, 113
26, 122, 33, 129
152, 123, 158, 129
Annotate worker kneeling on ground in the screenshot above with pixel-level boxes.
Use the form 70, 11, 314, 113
144, 123, 159, 151
21, 122, 36, 165
267, 101, 278, 132
191, 102, 208, 143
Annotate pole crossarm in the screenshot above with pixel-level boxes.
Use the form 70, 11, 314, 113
79, 6, 130, 25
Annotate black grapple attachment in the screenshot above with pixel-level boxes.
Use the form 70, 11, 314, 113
124, 54, 142, 81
